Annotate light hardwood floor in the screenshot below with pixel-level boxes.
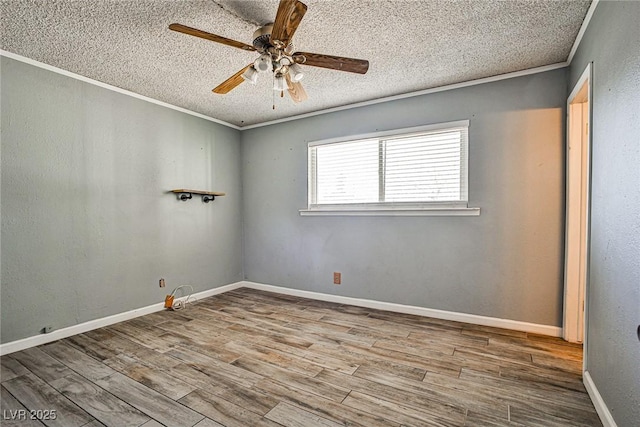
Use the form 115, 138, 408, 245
1, 288, 601, 426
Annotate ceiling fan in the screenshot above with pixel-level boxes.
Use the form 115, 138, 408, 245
169, 0, 369, 104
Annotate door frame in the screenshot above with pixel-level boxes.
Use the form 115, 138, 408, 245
563, 63, 592, 367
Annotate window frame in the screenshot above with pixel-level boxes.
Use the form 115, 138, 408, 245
300, 120, 480, 217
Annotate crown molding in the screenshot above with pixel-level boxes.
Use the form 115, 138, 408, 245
2, 49, 574, 131
567, 0, 600, 65
241, 62, 568, 130
0, 50, 240, 130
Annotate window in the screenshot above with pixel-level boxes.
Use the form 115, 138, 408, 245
303, 120, 478, 216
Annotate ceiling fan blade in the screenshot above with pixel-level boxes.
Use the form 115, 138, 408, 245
212, 65, 252, 94
285, 74, 308, 103
271, 0, 307, 46
293, 51, 369, 74
169, 23, 255, 51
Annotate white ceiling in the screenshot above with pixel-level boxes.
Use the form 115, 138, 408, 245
1, 0, 591, 127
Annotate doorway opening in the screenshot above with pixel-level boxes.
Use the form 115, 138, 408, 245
563, 63, 592, 365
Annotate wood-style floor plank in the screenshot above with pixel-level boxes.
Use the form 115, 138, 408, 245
232, 357, 350, 402
1, 356, 29, 383
192, 418, 225, 427
3, 373, 94, 427
463, 410, 523, 427
166, 346, 264, 389
119, 364, 197, 400
498, 363, 585, 392
459, 368, 596, 411
155, 331, 240, 363
40, 341, 116, 382
223, 340, 324, 376
94, 372, 204, 427
9, 348, 73, 383
317, 368, 471, 422
343, 390, 461, 427
508, 404, 597, 427
178, 389, 279, 427
264, 401, 344, 427
62, 334, 118, 361
254, 378, 395, 427
49, 372, 150, 427
1, 386, 45, 427
194, 375, 279, 417
1, 288, 601, 427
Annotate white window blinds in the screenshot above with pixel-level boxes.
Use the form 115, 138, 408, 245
308, 122, 468, 208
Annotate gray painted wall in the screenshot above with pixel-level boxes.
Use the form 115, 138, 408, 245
569, 2, 640, 425
1, 57, 243, 343
242, 69, 567, 327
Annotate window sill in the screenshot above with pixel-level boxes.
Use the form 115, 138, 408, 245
299, 207, 480, 217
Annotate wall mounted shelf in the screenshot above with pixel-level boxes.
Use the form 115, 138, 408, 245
171, 189, 225, 203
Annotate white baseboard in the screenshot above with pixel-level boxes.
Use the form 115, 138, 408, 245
240, 281, 563, 337
0, 282, 244, 356
583, 370, 617, 427
1, 279, 562, 356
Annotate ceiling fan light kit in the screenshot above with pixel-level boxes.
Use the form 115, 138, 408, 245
273, 74, 289, 92
241, 66, 258, 84
169, 0, 369, 104
254, 53, 273, 73
288, 63, 304, 82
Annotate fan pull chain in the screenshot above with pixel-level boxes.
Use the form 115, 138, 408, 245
273, 73, 276, 110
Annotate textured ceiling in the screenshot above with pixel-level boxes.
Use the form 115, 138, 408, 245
1, 0, 591, 127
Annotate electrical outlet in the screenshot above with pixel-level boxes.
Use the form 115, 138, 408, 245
333, 272, 341, 285
159, 278, 165, 288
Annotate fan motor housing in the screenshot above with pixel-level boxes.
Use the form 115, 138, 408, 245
252, 24, 273, 50
252, 24, 293, 53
